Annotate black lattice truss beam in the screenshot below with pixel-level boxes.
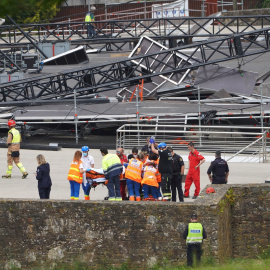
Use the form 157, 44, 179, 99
0, 27, 270, 102
1, 15, 270, 44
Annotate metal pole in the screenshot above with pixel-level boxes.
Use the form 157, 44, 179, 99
88, 0, 90, 11
260, 85, 265, 162
260, 85, 264, 133
144, 0, 147, 19
198, 85, 202, 147
74, 89, 78, 144
7, 16, 48, 59
105, 0, 108, 21
202, 0, 205, 17
136, 86, 140, 146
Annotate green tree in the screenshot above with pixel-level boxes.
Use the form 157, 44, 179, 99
0, 0, 64, 24
257, 0, 270, 8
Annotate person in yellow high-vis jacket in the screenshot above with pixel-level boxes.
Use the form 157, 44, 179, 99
85, 6, 96, 38
2, 120, 28, 179
183, 214, 207, 267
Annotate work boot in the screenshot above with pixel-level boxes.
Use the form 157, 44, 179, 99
2, 175, 11, 179
192, 196, 198, 199
22, 172, 28, 179
136, 196, 141, 201
184, 195, 190, 198
129, 196, 135, 201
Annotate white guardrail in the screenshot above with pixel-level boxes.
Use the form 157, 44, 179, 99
116, 124, 269, 163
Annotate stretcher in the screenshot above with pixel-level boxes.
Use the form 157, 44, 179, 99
86, 168, 107, 188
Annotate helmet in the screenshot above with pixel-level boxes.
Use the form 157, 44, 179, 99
206, 187, 215, 194
81, 146, 89, 152
158, 142, 167, 149
90, 6, 96, 11
7, 120, 16, 127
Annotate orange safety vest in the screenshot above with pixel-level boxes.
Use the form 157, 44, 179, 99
154, 159, 161, 183
68, 160, 83, 184
125, 158, 143, 183
141, 166, 158, 188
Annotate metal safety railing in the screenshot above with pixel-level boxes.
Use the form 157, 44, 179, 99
1, 15, 270, 45
116, 124, 269, 162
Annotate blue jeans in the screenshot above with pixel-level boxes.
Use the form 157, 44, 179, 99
142, 184, 158, 199
70, 181, 80, 199
82, 180, 92, 196
126, 179, 141, 197
107, 175, 121, 200
157, 182, 162, 198
87, 24, 96, 38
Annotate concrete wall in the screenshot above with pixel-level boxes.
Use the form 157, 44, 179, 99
0, 184, 269, 269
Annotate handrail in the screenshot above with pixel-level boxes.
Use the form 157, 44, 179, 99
226, 132, 266, 162
116, 124, 269, 162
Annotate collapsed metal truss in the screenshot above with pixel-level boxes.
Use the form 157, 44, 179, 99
1, 15, 270, 45
0, 27, 270, 102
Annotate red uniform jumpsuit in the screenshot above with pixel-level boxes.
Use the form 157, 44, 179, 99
119, 154, 128, 200
184, 149, 205, 197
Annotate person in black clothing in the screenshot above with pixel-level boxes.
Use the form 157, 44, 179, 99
207, 150, 229, 184
151, 140, 172, 201
35, 154, 52, 199
183, 214, 207, 267
141, 137, 151, 153
167, 147, 185, 202
141, 137, 158, 155
127, 147, 139, 162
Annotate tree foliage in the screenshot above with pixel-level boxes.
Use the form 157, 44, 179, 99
0, 0, 64, 24
257, 0, 270, 8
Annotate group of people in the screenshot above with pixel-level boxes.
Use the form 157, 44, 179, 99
1, 119, 229, 202
65, 136, 229, 202
1, 120, 211, 266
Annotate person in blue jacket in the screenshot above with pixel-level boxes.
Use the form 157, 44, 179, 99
35, 154, 52, 199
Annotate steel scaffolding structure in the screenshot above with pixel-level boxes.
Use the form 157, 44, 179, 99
0, 15, 270, 45
0, 27, 270, 102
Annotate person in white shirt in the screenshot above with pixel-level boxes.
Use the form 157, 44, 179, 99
81, 146, 95, 200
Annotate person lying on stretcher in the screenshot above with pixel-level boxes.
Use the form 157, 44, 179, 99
86, 168, 107, 188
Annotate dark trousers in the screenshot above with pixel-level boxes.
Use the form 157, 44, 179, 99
142, 184, 158, 199
187, 244, 202, 267
107, 175, 121, 199
161, 173, 172, 199
120, 179, 126, 200
86, 24, 96, 38
171, 173, 184, 202
39, 186, 51, 199
212, 176, 227, 184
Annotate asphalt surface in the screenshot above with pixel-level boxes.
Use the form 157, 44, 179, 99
0, 147, 269, 202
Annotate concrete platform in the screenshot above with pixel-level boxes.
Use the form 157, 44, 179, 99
0, 147, 269, 202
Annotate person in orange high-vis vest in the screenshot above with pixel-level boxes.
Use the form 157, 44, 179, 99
147, 153, 162, 200
141, 162, 159, 200
125, 152, 144, 201
68, 150, 85, 200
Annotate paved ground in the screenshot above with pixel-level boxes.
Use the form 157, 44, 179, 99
0, 147, 269, 202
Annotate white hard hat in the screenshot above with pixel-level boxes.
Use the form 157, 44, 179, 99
90, 6, 96, 11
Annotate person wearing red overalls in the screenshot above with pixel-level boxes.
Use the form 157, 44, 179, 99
116, 148, 128, 200
184, 142, 205, 199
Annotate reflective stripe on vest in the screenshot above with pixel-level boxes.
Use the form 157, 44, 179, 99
68, 161, 83, 183
125, 158, 142, 182
186, 223, 203, 244
9, 128, 20, 144
155, 159, 161, 182
142, 166, 158, 187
